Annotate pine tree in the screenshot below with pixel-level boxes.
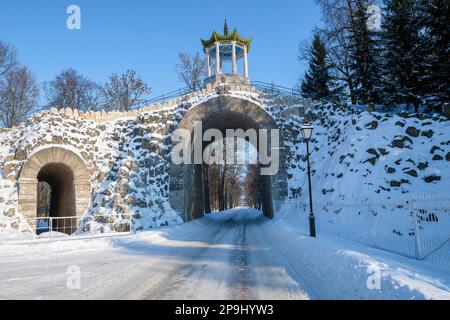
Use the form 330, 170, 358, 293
419, 0, 450, 112
301, 34, 331, 101
379, 0, 423, 112
348, 0, 382, 104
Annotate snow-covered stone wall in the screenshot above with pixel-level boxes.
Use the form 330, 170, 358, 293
0, 86, 305, 239
286, 104, 450, 202
283, 102, 450, 260
3, 84, 446, 246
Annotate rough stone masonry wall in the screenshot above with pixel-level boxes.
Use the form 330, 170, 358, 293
283, 102, 450, 254
0, 99, 195, 238
0, 86, 305, 238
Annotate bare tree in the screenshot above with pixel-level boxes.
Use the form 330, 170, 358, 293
298, 38, 315, 62
312, 0, 381, 104
104, 69, 151, 111
242, 164, 260, 208
310, 0, 356, 102
82, 81, 105, 112
176, 52, 206, 91
44, 68, 104, 111
0, 41, 17, 77
204, 137, 262, 211
0, 65, 39, 127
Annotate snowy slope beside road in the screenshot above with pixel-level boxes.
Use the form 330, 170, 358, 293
280, 103, 450, 263
0, 208, 448, 300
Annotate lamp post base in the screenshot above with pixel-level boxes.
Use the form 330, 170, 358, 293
309, 216, 316, 238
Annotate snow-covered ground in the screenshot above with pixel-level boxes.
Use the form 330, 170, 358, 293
0, 207, 448, 300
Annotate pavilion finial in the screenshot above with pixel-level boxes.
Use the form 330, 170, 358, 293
201, 22, 252, 81
224, 19, 229, 36
201, 22, 252, 53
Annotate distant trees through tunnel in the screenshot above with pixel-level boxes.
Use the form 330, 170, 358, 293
168, 96, 288, 221
204, 137, 262, 213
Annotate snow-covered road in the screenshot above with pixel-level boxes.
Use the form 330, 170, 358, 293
123, 210, 312, 300
0, 209, 311, 300
0, 207, 449, 300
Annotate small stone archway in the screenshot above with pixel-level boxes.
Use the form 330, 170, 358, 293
18, 146, 91, 234
169, 96, 288, 221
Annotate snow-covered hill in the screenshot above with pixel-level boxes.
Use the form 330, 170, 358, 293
281, 103, 450, 264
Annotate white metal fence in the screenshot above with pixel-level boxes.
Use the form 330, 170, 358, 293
33, 216, 79, 238
21, 216, 132, 241
285, 193, 450, 267
412, 194, 450, 266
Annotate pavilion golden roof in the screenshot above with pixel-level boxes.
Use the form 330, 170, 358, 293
201, 22, 252, 53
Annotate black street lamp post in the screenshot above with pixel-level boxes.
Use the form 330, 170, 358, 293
301, 123, 316, 237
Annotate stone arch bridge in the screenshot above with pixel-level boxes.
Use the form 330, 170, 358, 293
0, 84, 308, 236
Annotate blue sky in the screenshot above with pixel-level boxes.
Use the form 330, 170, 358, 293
0, 0, 321, 96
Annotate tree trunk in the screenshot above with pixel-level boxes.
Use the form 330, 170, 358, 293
203, 165, 211, 213
219, 165, 226, 211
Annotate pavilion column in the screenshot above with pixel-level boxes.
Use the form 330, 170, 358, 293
232, 41, 237, 74
243, 46, 249, 78
215, 42, 221, 75
206, 48, 212, 77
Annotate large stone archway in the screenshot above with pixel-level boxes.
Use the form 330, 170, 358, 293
18, 146, 91, 233
169, 96, 288, 221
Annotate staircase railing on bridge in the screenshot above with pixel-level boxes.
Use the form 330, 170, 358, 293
132, 80, 302, 109
22, 80, 302, 122
251, 81, 302, 97
134, 86, 193, 108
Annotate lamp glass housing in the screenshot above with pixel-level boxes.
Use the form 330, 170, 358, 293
301, 123, 314, 141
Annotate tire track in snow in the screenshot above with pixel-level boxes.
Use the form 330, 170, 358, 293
227, 220, 257, 300
125, 218, 237, 299
245, 218, 315, 300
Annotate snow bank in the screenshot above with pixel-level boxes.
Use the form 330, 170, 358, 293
256, 208, 450, 300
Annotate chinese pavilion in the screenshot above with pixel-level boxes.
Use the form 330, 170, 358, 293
201, 20, 252, 86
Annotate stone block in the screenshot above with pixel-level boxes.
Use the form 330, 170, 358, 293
65, 107, 73, 117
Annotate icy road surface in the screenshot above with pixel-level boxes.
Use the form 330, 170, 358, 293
0, 209, 312, 300
0, 207, 449, 300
